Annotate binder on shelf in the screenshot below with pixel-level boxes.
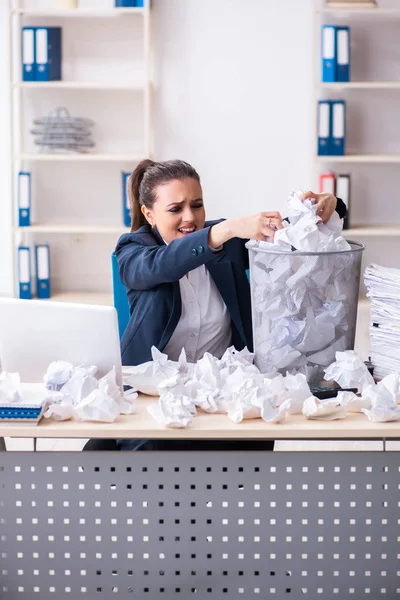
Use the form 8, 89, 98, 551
317, 100, 331, 156
22, 27, 36, 82
35, 27, 62, 82
336, 26, 350, 82
319, 172, 336, 195
122, 171, 131, 228
18, 171, 31, 227
35, 244, 51, 299
336, 173, 351, 230
18, 246, 32, 300
331, 100, 346, 155
115, 0, 136, 6
135, 0, 145, 6
321, 25, 336, 83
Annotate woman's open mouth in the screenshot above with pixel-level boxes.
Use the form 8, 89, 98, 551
178, 226, 196, 235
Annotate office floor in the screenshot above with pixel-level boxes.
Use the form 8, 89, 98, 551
6, 300, 387, 452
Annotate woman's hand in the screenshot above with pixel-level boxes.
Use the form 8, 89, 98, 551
209, 212, 283, 248
301, 191, 337, 224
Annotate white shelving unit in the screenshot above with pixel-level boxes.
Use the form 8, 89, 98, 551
314, 0, 400, 239
9, 0, 153, 305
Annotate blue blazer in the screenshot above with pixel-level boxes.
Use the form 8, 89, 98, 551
115, 221, 252, 366
115, 200, 347, 367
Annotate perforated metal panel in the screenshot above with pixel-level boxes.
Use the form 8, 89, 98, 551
1, 451, 400, 599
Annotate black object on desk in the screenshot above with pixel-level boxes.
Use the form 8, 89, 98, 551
310, 380, 358, 400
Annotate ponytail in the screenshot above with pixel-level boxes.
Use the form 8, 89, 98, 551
128, 158, 201, 233
129, 159, 155, 232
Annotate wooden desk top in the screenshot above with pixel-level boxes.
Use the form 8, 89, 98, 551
1, 394, 400, 439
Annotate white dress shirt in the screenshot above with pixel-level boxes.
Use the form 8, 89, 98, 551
163, 264, 232, 362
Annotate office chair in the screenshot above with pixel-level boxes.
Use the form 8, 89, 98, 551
111, 252, 130, 340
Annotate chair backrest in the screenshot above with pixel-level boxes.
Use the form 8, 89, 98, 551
111, 252, 130, 339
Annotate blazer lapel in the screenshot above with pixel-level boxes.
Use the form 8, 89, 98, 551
207, 261, 246, 343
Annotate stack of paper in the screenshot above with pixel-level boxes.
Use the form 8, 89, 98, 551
0, 376, 47, 426
364, 263, 400, 379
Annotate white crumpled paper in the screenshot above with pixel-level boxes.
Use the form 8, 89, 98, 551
324, 350, 374, 393
361, 372, 400, 422
147, 392, 196, 428
43, 363, 136, 422
123, 347, 190, 396
138, 346, 322, 428
302, 396, 347, 420
44, 361, 75, 391
0, 371, 22, 404
246, 189, 358, 379
337, 391, 371, 413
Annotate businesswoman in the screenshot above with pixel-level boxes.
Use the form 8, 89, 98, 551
116, 159, 346, 368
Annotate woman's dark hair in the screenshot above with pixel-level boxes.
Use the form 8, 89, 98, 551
128, 159, 201, 232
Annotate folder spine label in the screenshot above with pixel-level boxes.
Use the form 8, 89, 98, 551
336, 27, 350, 82
22, 27, 36, 81
35, 244, 51, 299
322, 26, 336, 83
318, 101, 331, 156
18, 171, 31, 227
331, 100, 346, 155
18, 246, 32, 299
319, 172, 336, 196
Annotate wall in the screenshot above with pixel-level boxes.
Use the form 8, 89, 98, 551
0, 0, 314, 296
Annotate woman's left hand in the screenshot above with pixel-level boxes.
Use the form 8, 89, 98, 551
301, 191, 337, 224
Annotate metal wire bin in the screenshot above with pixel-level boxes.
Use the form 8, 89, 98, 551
246, 240, 365, 381
31, 107, 95, 153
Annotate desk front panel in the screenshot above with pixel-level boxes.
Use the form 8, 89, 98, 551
1, 450, 399, 599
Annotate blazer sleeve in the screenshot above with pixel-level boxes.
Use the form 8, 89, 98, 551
335, 197, 347, 219
116, 226, 224, 291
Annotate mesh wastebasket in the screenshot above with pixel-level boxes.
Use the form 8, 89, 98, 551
246, 240, 365, 381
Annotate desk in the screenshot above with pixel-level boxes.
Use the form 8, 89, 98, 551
1, 395, 400, 600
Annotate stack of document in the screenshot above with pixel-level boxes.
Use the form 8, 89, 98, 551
0, 402, 44, 426
0, 379, 47, 426
364, 263, 400, 379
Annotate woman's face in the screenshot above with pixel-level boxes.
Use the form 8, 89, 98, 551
141, 177, 206, 244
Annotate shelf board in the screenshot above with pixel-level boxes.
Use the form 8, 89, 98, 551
318, 82, 400, 90
319, 7, 400, 14
13, 81, 146, 91
15, 224, 129, 235
344, 226, 400, 237
12, 8, 144, 18
17, 153, 145, 162
316, 154, 400, 163
51, 292, 114, 306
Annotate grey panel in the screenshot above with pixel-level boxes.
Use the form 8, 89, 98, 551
0, 451, 399, 599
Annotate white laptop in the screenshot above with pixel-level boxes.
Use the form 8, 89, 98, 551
0, 298, 122, 386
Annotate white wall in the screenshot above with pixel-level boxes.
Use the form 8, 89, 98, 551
152, 0, 314, 220
0, 0, 315, 296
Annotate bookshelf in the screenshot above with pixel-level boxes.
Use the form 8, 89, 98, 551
9, 0, 153, 304
314, 0, 400, 243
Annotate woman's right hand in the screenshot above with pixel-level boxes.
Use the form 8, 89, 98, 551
209, 212, 283, 249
